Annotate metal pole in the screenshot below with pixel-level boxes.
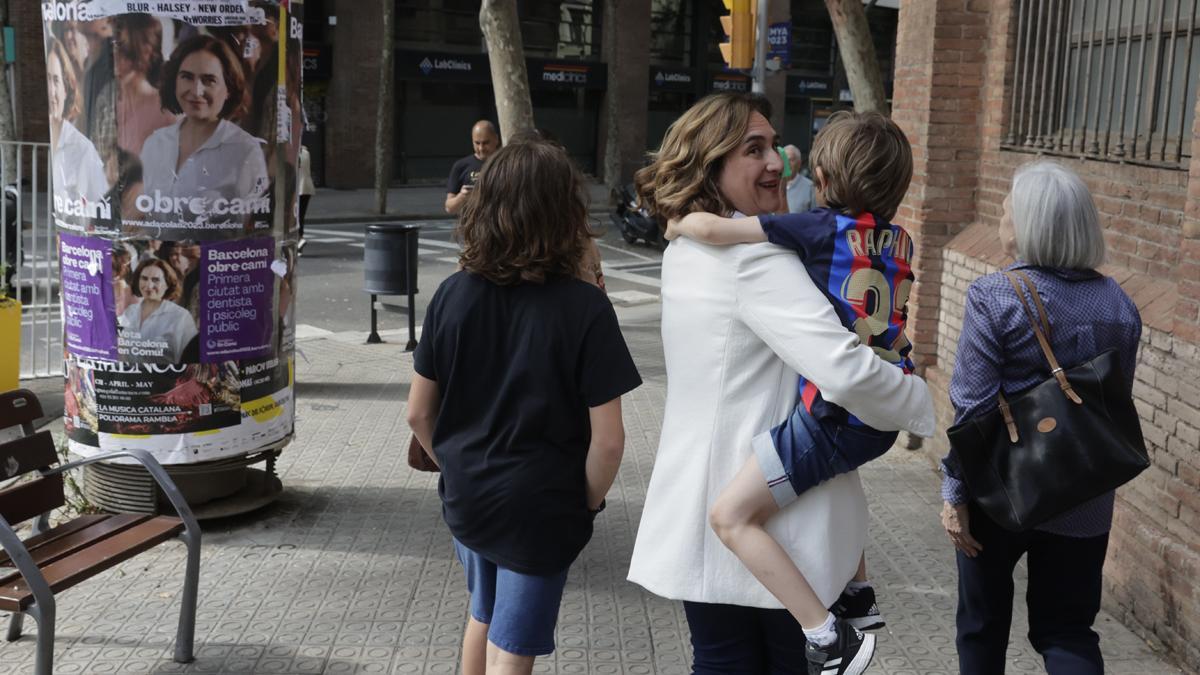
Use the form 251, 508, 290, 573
1026, 0, 1048, 146
1019, 0, 1039, 145
1174, 0, 1198, 162
1144, 0, 1169, 160
1115, 0, 1134, 157
1041, 0, 1068, 148
367, 294, 382, 344
1088, 0, 1114, 155
31, 146, 40, 376
1158, 0, 1183, 161
1009, 0, 1030, 146
15, 144, 23, 376
752, 0, 768, 93
1061, 0, 1084, 151
406, 289, 417, 351
405, 231, 416, 351
1078, 0, 1100, 153
1131, 0, 1157, 158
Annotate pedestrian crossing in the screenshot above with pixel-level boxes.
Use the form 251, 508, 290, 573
301, 225, 665, 288
302, 227, 451, 258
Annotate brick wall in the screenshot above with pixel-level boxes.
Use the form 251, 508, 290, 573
897, 0, 1200, 668
892, 0, 990, 374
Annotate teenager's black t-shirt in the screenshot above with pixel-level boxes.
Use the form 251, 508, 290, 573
413, 271, 641, 575
446, 155, 484, 194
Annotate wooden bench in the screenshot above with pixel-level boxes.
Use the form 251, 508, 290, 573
0, 389, 201, 675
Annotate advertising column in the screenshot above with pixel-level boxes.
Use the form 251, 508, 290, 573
42, 0, 302, 464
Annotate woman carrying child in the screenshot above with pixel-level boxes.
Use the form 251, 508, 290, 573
627, 94, 934, 674
406, 137, 641, 675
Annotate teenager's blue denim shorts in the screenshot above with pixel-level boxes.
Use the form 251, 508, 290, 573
453, 538, 570, 657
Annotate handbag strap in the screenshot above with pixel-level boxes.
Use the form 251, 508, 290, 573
1014, 270, 1053, 340
1002, 270, 1083, 405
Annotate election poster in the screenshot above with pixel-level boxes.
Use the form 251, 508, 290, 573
60, 233, 118, 360
45, 0, 302, 465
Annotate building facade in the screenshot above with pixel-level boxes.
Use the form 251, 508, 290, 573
7, 1, 899, 190
310, 0, 899, 188
894, 0, 1200, 667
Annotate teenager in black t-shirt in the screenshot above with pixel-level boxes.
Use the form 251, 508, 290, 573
444, 120, 499, 216
409, 137, 641, 674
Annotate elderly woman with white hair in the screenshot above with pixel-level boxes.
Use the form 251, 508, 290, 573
940, 161, 1142, 674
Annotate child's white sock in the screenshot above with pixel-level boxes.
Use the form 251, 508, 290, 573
846, 580, 871, 594
802, 612, 838, 646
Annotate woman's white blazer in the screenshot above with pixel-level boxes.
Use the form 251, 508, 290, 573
627, 238, 935, 609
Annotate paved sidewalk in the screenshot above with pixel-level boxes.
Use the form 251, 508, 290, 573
0, 302, 1186, 674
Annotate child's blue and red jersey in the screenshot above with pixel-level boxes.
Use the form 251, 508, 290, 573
758, 207, 916, 427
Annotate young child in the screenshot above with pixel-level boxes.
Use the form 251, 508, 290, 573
669, 111, 917, 675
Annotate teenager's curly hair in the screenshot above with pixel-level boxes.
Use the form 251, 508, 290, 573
457, 138, 591, 285
634, 93, 772, 224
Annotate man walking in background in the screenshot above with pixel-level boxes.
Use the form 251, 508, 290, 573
784, 144, 815, 214
444, 120, 499, 215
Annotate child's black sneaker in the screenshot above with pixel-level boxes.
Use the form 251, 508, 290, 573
805, 619, 876, 675
831, 584, 885, 631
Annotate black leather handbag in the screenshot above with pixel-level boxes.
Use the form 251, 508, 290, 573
946, 270, 1149, 532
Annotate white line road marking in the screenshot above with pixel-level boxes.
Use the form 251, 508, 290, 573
597, 240, 659, 262
414, 238, 460, 251
306, 227, 459, 253
608, 290, 659, 306
295, 324, 334, 340
305, 227, 365, 239
602, 264, 661, 289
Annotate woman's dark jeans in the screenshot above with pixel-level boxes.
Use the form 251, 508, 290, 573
956, 503, 1109, 675
683, 601, 808, 674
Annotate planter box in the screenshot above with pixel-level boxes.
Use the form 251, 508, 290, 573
0, 299, 19, 392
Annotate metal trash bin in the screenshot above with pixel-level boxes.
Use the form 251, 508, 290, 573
363, 223, 421, 349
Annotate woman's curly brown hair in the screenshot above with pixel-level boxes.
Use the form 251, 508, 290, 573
457, 138, 591, 285
635, 93, 772, 224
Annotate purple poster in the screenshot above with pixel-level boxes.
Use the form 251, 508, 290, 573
60, 234, 117, 360
199, 237, 275, 363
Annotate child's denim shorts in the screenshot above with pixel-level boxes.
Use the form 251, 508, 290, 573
753, 405, 897, 508
452, 538, 570, 656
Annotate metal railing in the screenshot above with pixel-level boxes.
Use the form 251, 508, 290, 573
1004, 0, 1199, 168
1, 141, 61, 379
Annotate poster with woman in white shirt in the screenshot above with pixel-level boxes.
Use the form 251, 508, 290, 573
47, 35, 110, 231
44, 0, 302, 465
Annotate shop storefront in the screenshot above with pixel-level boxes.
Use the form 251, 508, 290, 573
394, 49, 604, 182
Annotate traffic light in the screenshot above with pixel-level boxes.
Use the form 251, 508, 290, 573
720, 0, 754, 70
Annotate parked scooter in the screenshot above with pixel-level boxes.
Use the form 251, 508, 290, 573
610, 183, 664, 250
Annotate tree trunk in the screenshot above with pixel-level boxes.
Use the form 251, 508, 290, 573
480, 0, 534, 143
0, 0, 15, 184
823, 0, 887, 114
374, 0, 394, 214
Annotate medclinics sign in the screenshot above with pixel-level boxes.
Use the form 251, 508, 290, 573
401, 49, 605, 89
